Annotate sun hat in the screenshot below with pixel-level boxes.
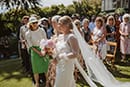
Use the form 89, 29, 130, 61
28, 16, 38, 24
40, 17, 48, 21
39, 17, 48, 24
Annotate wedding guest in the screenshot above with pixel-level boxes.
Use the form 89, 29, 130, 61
45, 15, 61, 87
106, 15, 116, 54
119, 14, 130, 62
91, 17, 107, 60
89, 15, 96, 32
51, 15, 61, 36
39, 17, 54, 39
106, 15, 116, 42
25, 16, 49, 87
74, 19, 84, 36
19, 16, 31, 74
82, 18, 91, 43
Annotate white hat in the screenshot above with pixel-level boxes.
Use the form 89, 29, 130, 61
40, 17, 48, 21
39, 17, 48, 24
29, 16, 38, 24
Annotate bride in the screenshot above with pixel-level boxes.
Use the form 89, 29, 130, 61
53, 16, 79, 87
53, 15, 130, 87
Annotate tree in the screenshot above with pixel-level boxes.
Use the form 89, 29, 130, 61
65, 5, 76, 16
57, 4, 66, 15
89, 0, 101, 15
72, 0, 94, 17
115, 8, 126, 15
0, 0, 41, 10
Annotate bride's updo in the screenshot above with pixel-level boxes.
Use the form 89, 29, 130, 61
58, 16, 73, 29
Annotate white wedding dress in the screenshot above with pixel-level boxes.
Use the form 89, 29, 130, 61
54, 34, 76, 87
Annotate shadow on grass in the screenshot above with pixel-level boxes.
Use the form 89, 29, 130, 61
105, 64, 130, 79
112, 70, 130, 79
0, 58, 27, 82
116, 62, 130, 66
0, 73, 25, 82
115, 50, 130, 66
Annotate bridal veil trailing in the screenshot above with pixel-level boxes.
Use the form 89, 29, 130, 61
73, 23, 130, 87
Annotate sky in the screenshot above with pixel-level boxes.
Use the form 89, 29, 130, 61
41, 0, 77, 7
0, 0, 78, 13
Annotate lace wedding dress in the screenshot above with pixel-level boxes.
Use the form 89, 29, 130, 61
54, 34, 76, 87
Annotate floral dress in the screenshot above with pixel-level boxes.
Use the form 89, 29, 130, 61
92, 27, 107, 59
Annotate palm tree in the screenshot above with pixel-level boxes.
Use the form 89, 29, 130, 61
0, 0, 41, 10
0, 0, 42, 36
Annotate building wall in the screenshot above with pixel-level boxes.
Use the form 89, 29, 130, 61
101, 0, 113, 11
101, 0, 130, 12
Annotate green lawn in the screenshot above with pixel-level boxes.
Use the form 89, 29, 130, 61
0, 58, 130, 87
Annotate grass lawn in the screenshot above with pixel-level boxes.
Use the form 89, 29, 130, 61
0, 57, 130, 87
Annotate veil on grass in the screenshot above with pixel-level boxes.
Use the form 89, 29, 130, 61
73, 23, 130, 87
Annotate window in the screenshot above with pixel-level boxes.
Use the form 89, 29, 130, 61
122, 0, 129, 8
112, 0, 117, 8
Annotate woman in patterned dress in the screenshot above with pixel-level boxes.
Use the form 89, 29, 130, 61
91, 17, 107, 60
46, 15, 61, 87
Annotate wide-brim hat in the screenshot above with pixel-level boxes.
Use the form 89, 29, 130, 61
28, 16, 38, 24
38, 17, 49, 25
27, 16, 38, 28
40, 17, 48, 21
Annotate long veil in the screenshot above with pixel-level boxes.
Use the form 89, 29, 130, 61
73, 23, 130, 87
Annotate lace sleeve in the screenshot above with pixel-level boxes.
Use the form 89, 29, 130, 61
67, 34, 80, 57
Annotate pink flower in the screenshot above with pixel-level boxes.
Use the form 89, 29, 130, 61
40, 39, 56, 49
46, 40, 56, 49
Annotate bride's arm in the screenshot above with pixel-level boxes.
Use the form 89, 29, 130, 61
66, 35, 80, 59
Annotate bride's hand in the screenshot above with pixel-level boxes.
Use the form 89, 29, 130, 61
58, 53, 68, 61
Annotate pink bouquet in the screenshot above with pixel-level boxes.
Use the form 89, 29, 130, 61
40, 39, 56, 56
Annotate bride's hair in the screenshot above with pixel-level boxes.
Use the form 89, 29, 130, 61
59, 16, 73, 29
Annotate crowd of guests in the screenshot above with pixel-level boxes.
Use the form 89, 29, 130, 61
18, 13, 130, 87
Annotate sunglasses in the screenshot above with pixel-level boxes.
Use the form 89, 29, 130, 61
24, 18, 29, 20
32, 22, 38, 24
